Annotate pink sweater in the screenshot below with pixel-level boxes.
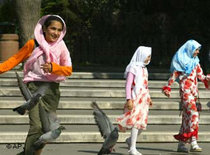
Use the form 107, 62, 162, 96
23, 15, 72, 83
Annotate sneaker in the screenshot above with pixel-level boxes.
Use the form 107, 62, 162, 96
190, 144, 202, 152
177, 143, 188, 153
128, 149, 142, 155
126, 137, 131, 149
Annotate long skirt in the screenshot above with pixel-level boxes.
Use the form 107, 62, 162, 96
174, 92, 199, 143
117, 88, 150, 130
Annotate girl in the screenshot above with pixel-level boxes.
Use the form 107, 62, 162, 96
117, 46, 152, 155
0, 15, 72, 155
162, 40, 210, 152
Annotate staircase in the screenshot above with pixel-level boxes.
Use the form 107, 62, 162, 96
0, 71, 210, 144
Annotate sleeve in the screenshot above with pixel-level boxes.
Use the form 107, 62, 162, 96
0, 39, 34, 74
162, 71, 181, 92
196, 64, 209, 89
125, 72, 135, 100
51, 62, 72, 76
51, 42, 72, 76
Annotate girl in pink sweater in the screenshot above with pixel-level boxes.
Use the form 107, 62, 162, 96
0, 15, 72, 155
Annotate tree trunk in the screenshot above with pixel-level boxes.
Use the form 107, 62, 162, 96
15, 0, 41, 46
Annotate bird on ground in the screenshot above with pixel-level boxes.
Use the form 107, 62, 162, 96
91, 102, 119, 155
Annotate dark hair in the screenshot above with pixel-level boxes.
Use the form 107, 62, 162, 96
43, 16, 64, 30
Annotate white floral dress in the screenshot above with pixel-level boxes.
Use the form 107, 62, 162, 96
163, 64, 209, 142
117, 67, 151, 130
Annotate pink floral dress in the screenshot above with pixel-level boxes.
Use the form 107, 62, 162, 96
162, 64, 209, 142
117, 67, 151, 130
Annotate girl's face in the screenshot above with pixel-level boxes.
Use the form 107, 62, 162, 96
193, 49, 200, 57
43, 20, 63, 43
144, 55, 151, 64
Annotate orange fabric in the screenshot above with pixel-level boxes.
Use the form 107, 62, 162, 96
0, 39, 72, 77
0, 39, 34, 74
51, 62, 72, 76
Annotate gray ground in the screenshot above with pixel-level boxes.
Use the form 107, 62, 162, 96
0, 142, 209, 155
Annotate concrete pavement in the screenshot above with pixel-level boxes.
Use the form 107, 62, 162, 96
0, 143, 209, 155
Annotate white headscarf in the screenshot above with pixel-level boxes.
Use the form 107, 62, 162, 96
124, 46, 152, 78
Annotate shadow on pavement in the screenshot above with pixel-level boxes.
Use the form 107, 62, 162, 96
138, 146, 176, 153
78, 150, 124, 155
120, 146, 176, 153
168, 153, 203, 155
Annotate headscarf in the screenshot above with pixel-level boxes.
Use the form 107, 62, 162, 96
170, 39, 201, 75
124, 46, 152, 78
23, 15, 71, 82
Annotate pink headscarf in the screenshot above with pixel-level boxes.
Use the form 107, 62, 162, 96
23, 15, 71, 83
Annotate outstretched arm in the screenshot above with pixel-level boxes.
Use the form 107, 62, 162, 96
0, 39, 34, 74
196, 64, 210, 89
162, 71, 181, 97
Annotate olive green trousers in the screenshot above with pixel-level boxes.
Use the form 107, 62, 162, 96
19, 81, 60, 155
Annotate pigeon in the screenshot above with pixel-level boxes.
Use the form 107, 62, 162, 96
13, 72, 50, 115
33, 125, 65, 150
13, 93, 42, 115
39, 104, 51, 133
91, 102, 119, 155
14, 72, 65, 150
39, 105, 61, 133
15, 72, 32, 100
33, 105, 65, 150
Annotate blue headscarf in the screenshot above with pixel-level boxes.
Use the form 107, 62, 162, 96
170, 39, 201, 75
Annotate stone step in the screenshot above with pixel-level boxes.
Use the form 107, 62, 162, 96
0, 114, 209, 125
0, 99, 210, 110
0, 109, 182, 115
0, 96, 184, 101
0, 78, 208, 89
0, 71, 209, 144
0, 87, 209, 98
0, 131, 210, 143
0, 71, 171, 80
1, 109, 209, 116
0, 124, 209, 132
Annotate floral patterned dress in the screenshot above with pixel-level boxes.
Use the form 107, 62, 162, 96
117, 67, 151, 130
162, 64, 209, 142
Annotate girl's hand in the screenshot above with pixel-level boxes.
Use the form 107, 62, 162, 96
163, 90, 170, 98
206, 74, 210, 81
41, 63, 52, 73
149, 99, 153, 107
126, 99, 133, 110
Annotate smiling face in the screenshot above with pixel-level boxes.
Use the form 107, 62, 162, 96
43, 20, 63, 43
